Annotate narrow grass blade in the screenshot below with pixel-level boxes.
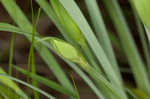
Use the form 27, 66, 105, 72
82, 65, 125, 99
58, 0, 123, 89
131, 0, 150, 29
64, 61, 105, 99
38, 0, 103, 76
0, 0, 75, 94
27, 36, 105, 99
102, 0, 150, 94
27, 2, 41, 98
8, 32, 16, 75
36, 0, 75, 45
0, 24, 123, 98
70, 75, 80, 99
144, 26, 150, 72
0, 23, 33, 36
108, 32, 122, 51
14, 66, 77, 97
45, 37, 126, 99
50, 0, 86, 47
0, 68, 28, 99
84, 0, 121, 80
131, 6, 150, 73
145, 26, 150, 42
0, 74, 56, 99
0, 23, 104, 98
0, 83, 20, 99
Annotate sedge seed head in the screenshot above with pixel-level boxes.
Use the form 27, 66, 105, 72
49, 38, 82, 63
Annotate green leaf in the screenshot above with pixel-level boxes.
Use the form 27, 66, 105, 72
58, 0, 127, 98
0, 68, 28, 99
0, 23, 104, 98
84, 0, 121, 80
102, 0, 150, 94
50, 0, 86, 47
131, 88, 150, 99
0, 82, 20, 99
14, 66, 76, 97
50, 0, 102, 74
132, 0, 150, 29
130, 3, 150, 74
64, 61, 105, 99
0, 74, 56, 99
0, 0, 75, 94
45, 37, 124, 99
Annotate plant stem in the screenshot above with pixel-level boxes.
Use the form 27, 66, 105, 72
9, 32, 16, 75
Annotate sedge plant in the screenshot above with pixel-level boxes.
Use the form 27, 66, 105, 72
0, 0, 150, 99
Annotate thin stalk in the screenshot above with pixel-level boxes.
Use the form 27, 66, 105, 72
59, 0, 124, 90
81, 44, 103, 74
27, 0, 41, 98
0, 74, 56, 99
71, 75, 80, 99
133, 9, 150, 73
0, 23, 104, 98
14, 65, 76, 97
50, 0, 102, 74
144, 26, 150, 73
9, 32, 16, 75
79, 59, 126, 99
102, 0, 150, 94
129, 0, 150, 74
1, 0, 75, 95
85, 0, 122, 82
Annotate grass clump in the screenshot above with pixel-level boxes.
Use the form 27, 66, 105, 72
0, 0, 150, 99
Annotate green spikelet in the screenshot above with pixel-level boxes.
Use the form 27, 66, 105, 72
49, 37, 83, 63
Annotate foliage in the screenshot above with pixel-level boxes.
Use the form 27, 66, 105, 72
0, 0, 150, 99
